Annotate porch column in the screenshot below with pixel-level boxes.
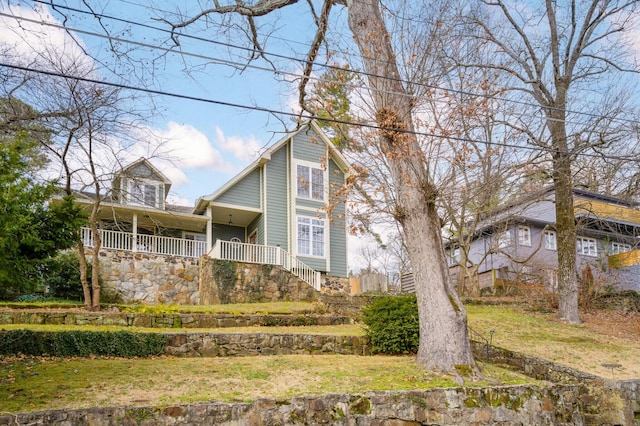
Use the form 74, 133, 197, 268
132, 213, 138, 252
206, 205, 213, 252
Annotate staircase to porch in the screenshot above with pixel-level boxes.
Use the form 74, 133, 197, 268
209, 239, 322, 291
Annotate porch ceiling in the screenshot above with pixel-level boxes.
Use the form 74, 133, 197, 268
95, 203, 208, 232
212, 205, 261, 228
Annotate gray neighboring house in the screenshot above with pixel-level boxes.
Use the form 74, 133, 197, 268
445, 186, 640, 292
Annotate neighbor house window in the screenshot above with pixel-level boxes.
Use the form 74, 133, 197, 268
577, 237, 597, 257
127, 179, 160, 208
517, 225, 531, 246
611, 242, 631, 255
544, 230, 557, 250
297, 217, 325, 257
497, 230, 511, 248
297, 164, 324, 200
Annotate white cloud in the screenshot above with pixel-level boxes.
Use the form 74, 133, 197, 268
0, 3, 93, 73
214, 126, 262, 163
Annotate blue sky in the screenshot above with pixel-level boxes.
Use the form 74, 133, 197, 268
1, 0, 341, 204
0, 1, 385, 272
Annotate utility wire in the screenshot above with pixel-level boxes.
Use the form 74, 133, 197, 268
23, 0, 640, 127
3, 61, 640, 164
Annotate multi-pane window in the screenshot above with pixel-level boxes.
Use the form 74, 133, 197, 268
544, 230, 557, 250
297, 164, 324, 201
128, 180, 159, 208
297, 217, 325, 257
611, 242, 631, 255
576, 237, 597, 257
517, 225, 531, 246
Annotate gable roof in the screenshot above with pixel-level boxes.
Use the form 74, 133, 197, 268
114, 157, 172, 196
193, 121, 353, 214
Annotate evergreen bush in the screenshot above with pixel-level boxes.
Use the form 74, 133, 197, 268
361, 294, 419, 354
43, 251, 86, 301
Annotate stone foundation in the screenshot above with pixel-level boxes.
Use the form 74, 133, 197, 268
199, 258, 319, 304
94, 250, 199, 305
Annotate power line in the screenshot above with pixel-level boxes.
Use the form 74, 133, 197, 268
3, 61, 640, 164
23, 0, 640, 127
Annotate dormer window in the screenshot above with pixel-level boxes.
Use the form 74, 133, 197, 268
127, 179, 161, 208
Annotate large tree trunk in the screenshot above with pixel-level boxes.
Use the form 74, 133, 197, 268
347, 0, 476, 373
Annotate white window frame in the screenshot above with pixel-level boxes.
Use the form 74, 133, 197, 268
611, 242, 631, 255
296, 216, 325, 258
544, 230, 557, 251
517, 225, 531, 247
127, 178, 161, 208
577, 236, 598, 257
295, 160, 326, 201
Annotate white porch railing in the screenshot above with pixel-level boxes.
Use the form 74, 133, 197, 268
81, 227, 206, 259
209, 239, 322, 291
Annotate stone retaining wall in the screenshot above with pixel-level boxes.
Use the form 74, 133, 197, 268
95, 249, 199, 305
164, 332, 369, 357
0, 385, 624, 426
0, 311, 352, 328
199, 258, 320, 304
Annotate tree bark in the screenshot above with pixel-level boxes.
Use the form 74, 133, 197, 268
347, 0, 476, 373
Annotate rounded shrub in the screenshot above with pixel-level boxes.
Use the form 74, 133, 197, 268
361, 294, 419, 354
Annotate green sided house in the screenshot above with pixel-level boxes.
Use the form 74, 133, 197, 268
194, 121, 353, 290
73, 121, 352, 303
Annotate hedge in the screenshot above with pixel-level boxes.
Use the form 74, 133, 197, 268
0, 329, 168, 357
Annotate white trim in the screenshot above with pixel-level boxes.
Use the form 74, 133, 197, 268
517, 225, 531, 247
295, 215, 327, 258
544, 230, 557, 251
294, 158, 328, 202
210, 201, 262, 213
577, 236, 598, 257
125, 177, 163, 209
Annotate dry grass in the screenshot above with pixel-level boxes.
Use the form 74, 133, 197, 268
0, 355, 535, 414
467, 304, 640, 379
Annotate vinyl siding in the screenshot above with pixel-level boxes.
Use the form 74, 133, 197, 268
329, 158, 347, 277
212, 224, 245, 242
248, 214, 264, 245
292, 128, 326, 163
216, 169, 261, 209
265, 145, 289, 250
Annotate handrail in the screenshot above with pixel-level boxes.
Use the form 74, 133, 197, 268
209, 239, 322, 290
81, 227, 206, 259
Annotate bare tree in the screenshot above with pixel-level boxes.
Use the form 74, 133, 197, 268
467, 0, 640, 323
1, 30, 151, 310
161, 0, 478, 374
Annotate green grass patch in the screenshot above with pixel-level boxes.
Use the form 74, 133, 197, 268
0, 355, 539, 414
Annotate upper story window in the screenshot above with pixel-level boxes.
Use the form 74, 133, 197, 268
611, 242, 631, 255
517, 225, 531, 246
297, 164, 324, 201
577, 236, 597, 257
544, 230, 557, 250
127, 179, 161, 208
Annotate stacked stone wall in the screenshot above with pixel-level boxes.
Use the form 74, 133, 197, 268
199, 258, 321, 304
94, 250, 199, 305
1, 385, 620, 425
